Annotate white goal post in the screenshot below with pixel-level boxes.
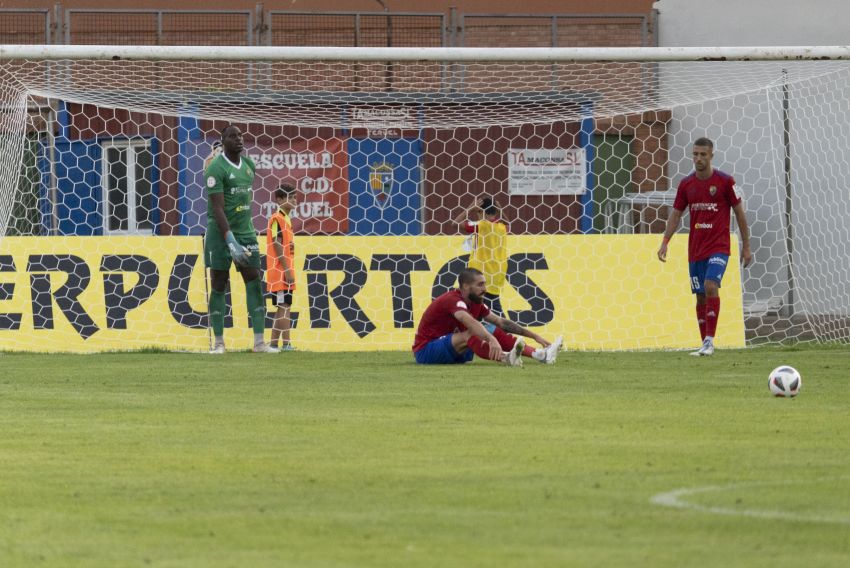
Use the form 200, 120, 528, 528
1, 45, 849, 352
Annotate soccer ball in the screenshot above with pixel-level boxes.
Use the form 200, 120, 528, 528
768, 366, 802, 398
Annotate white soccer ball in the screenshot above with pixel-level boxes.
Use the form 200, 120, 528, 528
768, 366, 802, 398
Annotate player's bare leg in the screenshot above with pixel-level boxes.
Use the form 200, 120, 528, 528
271, 304, 293, 351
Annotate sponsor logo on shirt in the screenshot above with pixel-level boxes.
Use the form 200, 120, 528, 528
691, 202, 719, 212
694, 223, 713, 229
229, 187, 252, 194
733, 184, 742, 199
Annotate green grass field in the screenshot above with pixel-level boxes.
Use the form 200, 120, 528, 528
1, 346, 849, 567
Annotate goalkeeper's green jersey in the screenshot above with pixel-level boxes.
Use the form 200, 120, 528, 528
204, 153, 257, 237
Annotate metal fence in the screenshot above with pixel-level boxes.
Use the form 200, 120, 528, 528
461, 13, 653, 48
0, 8, 655, 48
63, 9, 254, 46
0, 9, 51, 44
267, 11, 446, 47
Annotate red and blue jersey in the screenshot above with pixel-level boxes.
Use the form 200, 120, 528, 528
413, 289, 490, 353
672, 169, 742, 262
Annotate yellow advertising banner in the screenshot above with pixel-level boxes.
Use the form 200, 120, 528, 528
0, 235, 745, 352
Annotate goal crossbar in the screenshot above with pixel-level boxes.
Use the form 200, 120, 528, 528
2, 44, 850, 62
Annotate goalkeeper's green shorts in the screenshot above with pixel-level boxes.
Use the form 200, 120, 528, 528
204, 228, 261, 271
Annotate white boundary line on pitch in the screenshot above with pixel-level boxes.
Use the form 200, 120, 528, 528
651, 478, 850, 525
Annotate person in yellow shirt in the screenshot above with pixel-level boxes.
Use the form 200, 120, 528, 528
455, 196, 508, 316
266, 185, 297, 351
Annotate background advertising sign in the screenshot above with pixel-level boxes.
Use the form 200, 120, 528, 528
347, 137, 423, 235
190, 137, 350, 236
508, 148, 587, 195
0, 235, 744, 353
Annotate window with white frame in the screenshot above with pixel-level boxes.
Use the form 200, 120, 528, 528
102, 139, 154, 234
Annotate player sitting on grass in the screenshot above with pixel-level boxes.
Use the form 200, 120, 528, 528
412, 268, 562, 366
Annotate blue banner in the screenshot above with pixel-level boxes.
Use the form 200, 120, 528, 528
347, 137, 422, 235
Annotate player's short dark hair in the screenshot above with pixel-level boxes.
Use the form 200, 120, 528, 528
220, 124, 239, 139
481, 197, 498, 216
274, 184, 296, 199
458, 267, 483, 287
693, 137, 714, 149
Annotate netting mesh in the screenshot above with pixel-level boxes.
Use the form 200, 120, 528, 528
7, 59, 850, 126
1, 55, 849, 352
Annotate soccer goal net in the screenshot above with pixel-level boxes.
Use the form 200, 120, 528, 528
1, 45, 849, 352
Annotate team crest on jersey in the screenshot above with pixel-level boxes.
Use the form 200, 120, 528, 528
709, 185, 717, 196
368, 161, 394, 208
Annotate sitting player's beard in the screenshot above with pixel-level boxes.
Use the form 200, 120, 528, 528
468, 291, 484, 304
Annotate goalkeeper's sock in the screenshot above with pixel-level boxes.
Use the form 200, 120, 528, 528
696, 304, 707, 341
209, 289, 226, 338
705, 297, 720, 338
245, 278, 266, 335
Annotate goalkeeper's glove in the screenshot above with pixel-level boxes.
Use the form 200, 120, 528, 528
225, 231, 250, 267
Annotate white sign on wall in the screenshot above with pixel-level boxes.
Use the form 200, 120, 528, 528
350, 107, 416, 137
507, 148, 587, 195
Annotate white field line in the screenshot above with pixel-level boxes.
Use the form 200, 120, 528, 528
651, 479, 850, 525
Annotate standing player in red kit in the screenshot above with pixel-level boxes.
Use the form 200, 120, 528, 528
657, 137, 753, 356
413, 268, 562, 366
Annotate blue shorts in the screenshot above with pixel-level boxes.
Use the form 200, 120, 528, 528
414, 334, 475, 365
689, 254, 729, 294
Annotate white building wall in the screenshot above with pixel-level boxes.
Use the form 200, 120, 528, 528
656, 0, 850, 48
653, 0, 850, 316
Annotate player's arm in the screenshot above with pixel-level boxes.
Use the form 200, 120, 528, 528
210, 192, 230, 236
483, 313, 550, 348
732, 202, 753, 267
657, 207, 684, 262
270, 219, 286, 263
453, 199, 483, 229
206, 165, 231, 237
207, 168, 248, 266
280, 230, 295, 285
454, 310, 502, 360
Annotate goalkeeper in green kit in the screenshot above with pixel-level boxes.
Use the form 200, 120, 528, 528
204, 125, 277, 353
